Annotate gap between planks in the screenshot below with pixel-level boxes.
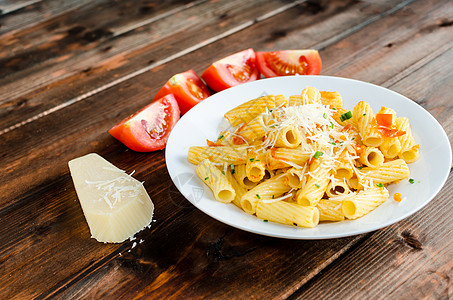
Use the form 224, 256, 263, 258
0, 0, 413, 137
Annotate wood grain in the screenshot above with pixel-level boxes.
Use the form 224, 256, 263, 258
0, 0, 451, 298
0, 0, 297, 132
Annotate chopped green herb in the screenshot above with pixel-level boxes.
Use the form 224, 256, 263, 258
329, 121, 334, 129
351, 137, 355, 140
332, 107, 337, 110
255, 159, 260, 162
358, 166, 363, 170
204, 177, 209, 180
218, 134, 224, 139
376, 183, 384, 188
323, 113, 328, 119
272, 195, 275, 199
363, 113, 366, 116
313, 151, 324, 159
339, 111, 353, 122
250, 158, 255, 162
409, 178, 415, 184
256, 194, 261, 199
230, 164, 235, 174
221, 171, 225, 175
314, 184, 320, 188
263, 220, 268, 222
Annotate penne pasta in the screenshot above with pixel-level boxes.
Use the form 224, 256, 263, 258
241, 174, 290, 214
189, 87, 419, 228
256, 201, 319, 228
188, 146, 247, 165
342, 187, 389, 219
196, 159, 235, 203
353, 101, 383, 147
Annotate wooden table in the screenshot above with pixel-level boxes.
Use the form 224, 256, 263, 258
1, 0, 452, 298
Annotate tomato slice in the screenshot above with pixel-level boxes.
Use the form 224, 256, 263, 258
201, 48, 260, 92
108, 94, 180, 152
256, 50, 322, 77
375, 113, 393, 128
375, 113, 406, 137
154, 70, 210, 115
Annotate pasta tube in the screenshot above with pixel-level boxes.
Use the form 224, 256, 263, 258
241, 174, 290, 214
225, 168, 247, 209
273, 125, 302, 148
196, 159, 235, 203
353, 101, 383, 147
359, 159, 410, 185
317, 199, 344, 221
320, 91, 343, 109
256, 201, 319, 228
246, 150, 267, 182
286, 167, 306, 189
325, 180, 350, 198
224, 95, 283, 127
358, 146, 384, 168
188, 146, 247, 165
377, 107, 402, 158
342, 187, 389, 219
233, 164, 258, 190
396, 117, 420, 163
232, 115, 267, 145
296, 159, 331, 206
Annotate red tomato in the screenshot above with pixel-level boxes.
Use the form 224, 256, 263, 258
201, 48, 260, 92
109, 94, 180, 152
256, 50, 322, 77
375, 113, 393, 128
154, 70, 210, 115
375, 113, 406, 137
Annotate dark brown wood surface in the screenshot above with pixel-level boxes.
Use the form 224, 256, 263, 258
0, 0, 451, 299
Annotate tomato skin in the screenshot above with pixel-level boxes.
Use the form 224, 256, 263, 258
201, 48, 260, 92
154, 70, 210, 115
256, 50, 322, 78
109, 94, 180, 152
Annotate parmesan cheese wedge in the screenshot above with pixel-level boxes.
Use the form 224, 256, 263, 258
68, 153, 154, 243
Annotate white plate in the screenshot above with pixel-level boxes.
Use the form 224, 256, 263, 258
165, 75, 451, 239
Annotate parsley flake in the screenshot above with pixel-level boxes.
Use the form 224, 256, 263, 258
376, 183, 384, 188
314, 184, 320, 188
409, 178, 415, 184
256, 194, 261, 199
313, 151, 324, 159
204, 177, 209, 180
339, 111, 353, 122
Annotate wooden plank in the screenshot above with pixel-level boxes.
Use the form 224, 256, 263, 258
0, 0, 42, 15
0, 0, 296, 131
0, 0, 96, 35
0, 1, 417, 298
0, 0, 448, 207
0, 0, 411, 134
1, 0, 451, 298
0, 0, 362, 208
55, 37, 453, 300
